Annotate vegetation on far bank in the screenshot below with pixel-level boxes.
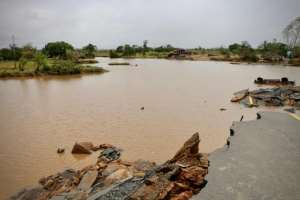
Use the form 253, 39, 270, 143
0, 42, 107, 78
1, 16, 300, 72
106, 17, 300, 66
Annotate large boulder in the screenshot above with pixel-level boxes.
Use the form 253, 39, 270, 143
71, 142, 94, 154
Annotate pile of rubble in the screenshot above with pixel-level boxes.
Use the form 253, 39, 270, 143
231, 86, 300, 108
11, 133, 209, 200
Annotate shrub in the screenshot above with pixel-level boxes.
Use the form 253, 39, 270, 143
109, 50, 120, 58
44, 60, 80, 75
42, 41, 74, 59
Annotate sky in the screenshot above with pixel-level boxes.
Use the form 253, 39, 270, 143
0, 0, 299, 49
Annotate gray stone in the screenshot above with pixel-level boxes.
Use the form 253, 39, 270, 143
78, 170, 98, 191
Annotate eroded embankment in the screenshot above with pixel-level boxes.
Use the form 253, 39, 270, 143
10, 133, 209, 200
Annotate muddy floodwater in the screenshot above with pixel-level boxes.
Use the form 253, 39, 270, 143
0, 58, 300, 198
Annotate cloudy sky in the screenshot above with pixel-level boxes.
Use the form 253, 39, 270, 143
0, 0, 299, 49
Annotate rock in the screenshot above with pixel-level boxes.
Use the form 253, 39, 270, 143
102, 163, 128, 177
140, 107, 145, 110
57, 148, 65, 154
72, 142, 94, 154
104, 169, 132, 185
92, 144, 115, 151
169, 132, 200, 164
284, 108, 295, 113
9, 186, 45, 200
77, 170, 98, 191
132, 159, 156, 172
230, 89, 249, 102
50, 191, 88, 200
219, 108, 226, 111
10, 133, 209, 200
171, 191, 193, 200
99, 147, 121, 161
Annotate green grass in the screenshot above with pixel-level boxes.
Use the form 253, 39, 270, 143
0, 60, 108, 78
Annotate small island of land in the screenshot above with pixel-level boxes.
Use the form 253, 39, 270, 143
0, 42, 107, 78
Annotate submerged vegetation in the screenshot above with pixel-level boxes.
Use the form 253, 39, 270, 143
0, 42, 107, 78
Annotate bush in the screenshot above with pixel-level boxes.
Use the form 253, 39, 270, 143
21, 44, 36, 59
0, 47, 22, 61
241, 51, 259, 62
82, 44, 97, 58
43, 60, 80, 75
109, 50, 120, 58
42, 41, 74, 59
34, 52, 48, 72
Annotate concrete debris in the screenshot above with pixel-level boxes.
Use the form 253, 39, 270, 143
231, 85, 300, 108
10, 133, 209, 200
98, 147, 121, 162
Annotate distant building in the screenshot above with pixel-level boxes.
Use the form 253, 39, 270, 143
168, 48, 191, 58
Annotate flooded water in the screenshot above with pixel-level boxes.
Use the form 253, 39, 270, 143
0, 58, 300, 199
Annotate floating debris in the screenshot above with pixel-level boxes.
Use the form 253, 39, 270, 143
231, 89, 249, 102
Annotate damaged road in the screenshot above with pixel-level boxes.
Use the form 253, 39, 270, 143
193, 112, 300, 200
10, 133, 209, 200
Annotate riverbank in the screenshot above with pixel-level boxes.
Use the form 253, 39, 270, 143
195, 112, 300, 199
103, 51, 300, 66
0, 60, 107, 78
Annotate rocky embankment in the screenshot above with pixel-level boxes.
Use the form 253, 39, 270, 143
10, 133, 209, 200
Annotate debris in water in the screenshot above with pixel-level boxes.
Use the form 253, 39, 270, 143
231, 85, 300, 108
57, 148, 65, 154
254, 77, 295, 86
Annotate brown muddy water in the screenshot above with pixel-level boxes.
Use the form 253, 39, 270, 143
0, 58, 300, 199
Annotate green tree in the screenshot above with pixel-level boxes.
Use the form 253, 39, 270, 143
18, 57, 28, 71
66, 49, 80, 62
258, 40, 287, 60
143, 40, 148, 56
34, 52, 48, 72
21, 44, 36, 59
82, 43, 97, 58
116, 46, 124, 53
109, 50, 120, 58
42, 41, 74, 59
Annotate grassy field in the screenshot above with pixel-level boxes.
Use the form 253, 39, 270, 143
0, 60, 108, 78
